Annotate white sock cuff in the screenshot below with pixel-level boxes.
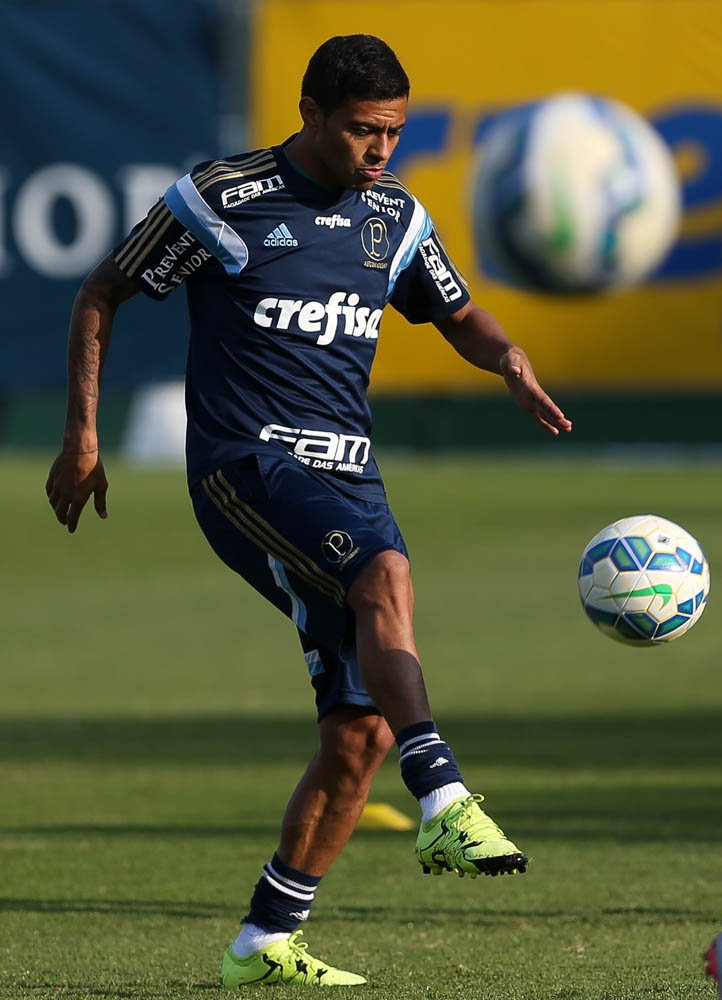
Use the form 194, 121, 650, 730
231, 923, 290, 959
398, 731, 441, 756
419, 782, 470, 823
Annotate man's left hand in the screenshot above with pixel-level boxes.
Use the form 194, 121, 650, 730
500, 347, 573, 436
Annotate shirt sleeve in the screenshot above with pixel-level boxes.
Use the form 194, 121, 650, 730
112, 195, 213, 301
389, 226, 470, 325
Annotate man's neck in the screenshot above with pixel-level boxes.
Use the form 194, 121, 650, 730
284, 132, 339, 191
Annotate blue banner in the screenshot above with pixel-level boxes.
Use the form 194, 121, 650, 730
0, 0, 224, 387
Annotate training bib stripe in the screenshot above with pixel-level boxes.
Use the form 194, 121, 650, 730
203, 473, 346, 606
386, 198, 433, 299
376, 171, 413, 196
214, 470, 346, 603
303, 649, 324, 677
375, 180, 409, 195
193, 153, 270, 187
165, 174, 249, 276
123, 216, 178, 278
115, 200, 175, 274
203, 479, 345, 607
203, 475, 343, 604
195, 159, 276, 192
193, 149, 275, 188
196, 160, 279, 197
268, 555, 308, 631
114, 198, 165, 266
194, 153, 276, 194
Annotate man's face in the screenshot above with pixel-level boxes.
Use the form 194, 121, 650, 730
303, 96, 408, 191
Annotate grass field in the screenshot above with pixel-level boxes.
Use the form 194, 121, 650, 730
2, 451, 721, 1000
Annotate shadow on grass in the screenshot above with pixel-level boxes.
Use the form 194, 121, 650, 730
327, 903, 719, 926
12, 984, 217, 999
1, 712, 720, 769
2, 896, 716, 927
4, 786, 722, 842
2, 712, 721, 845
0, 896, 233, 919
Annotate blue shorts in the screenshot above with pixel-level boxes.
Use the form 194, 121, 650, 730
190, 452, 408, 720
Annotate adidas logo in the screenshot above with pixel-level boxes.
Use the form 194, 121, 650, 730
264, 223, 298, 247
429, 756, 449, 768
289, 909, 310, 921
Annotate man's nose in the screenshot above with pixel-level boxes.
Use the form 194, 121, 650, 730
368, 133, 392, 162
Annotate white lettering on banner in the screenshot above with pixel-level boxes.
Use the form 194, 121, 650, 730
151, 231, 200, 276
363, 189, 405, 209
13, 164, 114, 278
170, 247, 212, 282
1, 161, 186, 280
260, 424, 370, 473
141, 271, 173, 295
221, 175, 284, 208
361, 189, 404, 222
141, 241, 212, 292
254, 291, 382, 346
418, 235, 464, 302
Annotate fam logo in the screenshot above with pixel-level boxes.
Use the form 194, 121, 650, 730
221, 174, 284, 208
418, 236, 464, 303
361, 217, 389, 270
322, 530, 358, 566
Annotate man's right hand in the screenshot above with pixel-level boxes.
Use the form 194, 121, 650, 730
45, 450, 108, 534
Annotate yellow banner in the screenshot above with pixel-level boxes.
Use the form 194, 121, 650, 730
252, 1, 722, 391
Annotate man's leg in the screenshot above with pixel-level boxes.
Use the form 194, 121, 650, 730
347, 549, 528, 879
222, 706, 393, 987
278, 705, 394, 873
346, 549, 428, 734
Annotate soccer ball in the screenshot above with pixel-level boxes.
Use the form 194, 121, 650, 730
472, 93, 681, 293
578, 515, 710, 645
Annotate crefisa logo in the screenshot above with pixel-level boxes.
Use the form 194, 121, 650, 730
315, 214, 351, 229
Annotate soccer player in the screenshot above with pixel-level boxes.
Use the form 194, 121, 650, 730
46, 35, 572, 987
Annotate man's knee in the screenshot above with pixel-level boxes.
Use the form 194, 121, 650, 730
346, 549, 412, 617
320, 707, 394, 780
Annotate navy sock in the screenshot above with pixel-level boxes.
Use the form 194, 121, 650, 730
244, 852, 321, 933
396, 720, 464, 799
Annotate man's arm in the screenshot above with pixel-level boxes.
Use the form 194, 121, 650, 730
434, 300, 572, 436
45, 255, 139, 533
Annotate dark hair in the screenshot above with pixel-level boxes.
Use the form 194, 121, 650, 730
301, 35, 409, 114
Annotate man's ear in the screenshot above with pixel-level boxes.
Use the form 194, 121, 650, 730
299, 96, 325, 132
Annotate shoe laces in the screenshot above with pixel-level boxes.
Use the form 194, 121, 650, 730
286, 931, 321, 969
458, 794, 505, 840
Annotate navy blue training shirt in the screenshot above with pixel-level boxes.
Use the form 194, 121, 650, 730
113, 139, 470, 496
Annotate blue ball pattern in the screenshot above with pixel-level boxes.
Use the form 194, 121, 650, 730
579, 526, 709, 644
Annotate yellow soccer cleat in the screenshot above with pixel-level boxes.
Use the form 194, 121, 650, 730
416, 794, 528, 878
221, 929, 367, 987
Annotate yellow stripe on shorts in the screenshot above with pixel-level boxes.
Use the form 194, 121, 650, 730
202, 471, 346, 607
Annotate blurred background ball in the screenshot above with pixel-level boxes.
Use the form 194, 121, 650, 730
578, 514, 710, 645
473, 93, 681, 293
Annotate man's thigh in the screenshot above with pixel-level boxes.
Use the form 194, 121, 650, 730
190, 453, 408, 659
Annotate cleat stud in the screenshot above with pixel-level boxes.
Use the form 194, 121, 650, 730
422, 864, 431, 874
